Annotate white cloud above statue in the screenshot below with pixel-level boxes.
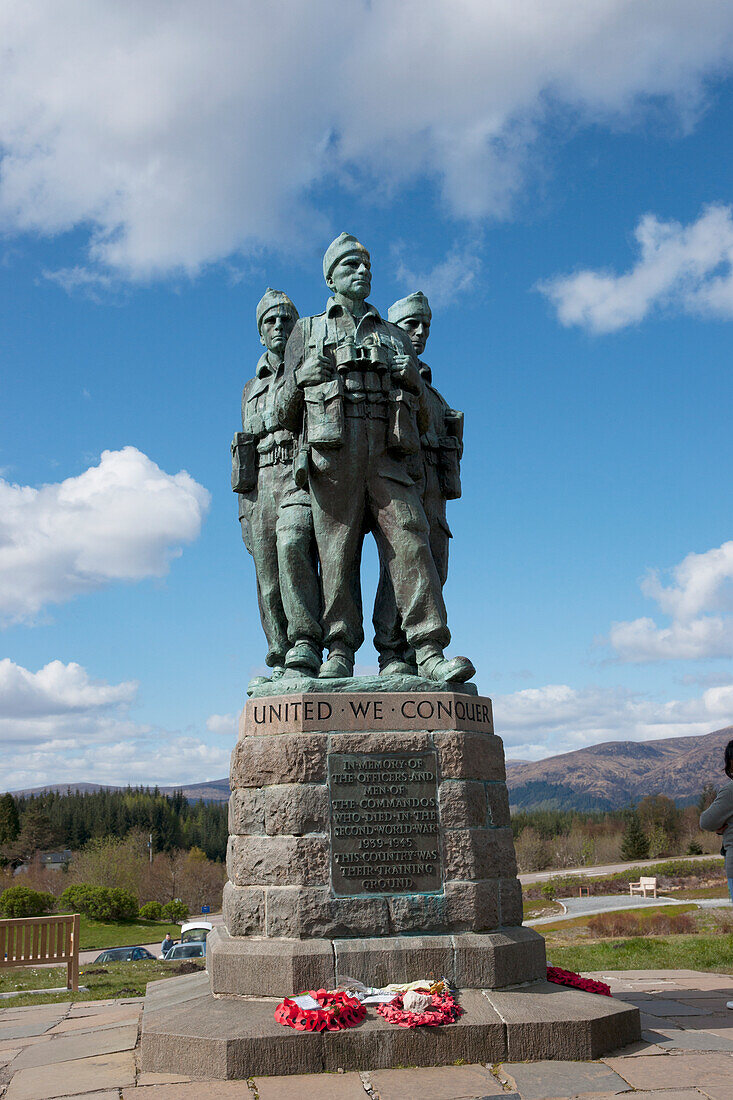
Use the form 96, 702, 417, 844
608, 540, 733, 661
0, 447, 210, 624
540, 205, 733, 332
2, 2, 733, 278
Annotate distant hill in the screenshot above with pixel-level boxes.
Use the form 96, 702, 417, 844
506, 725, 733, 811
8, 778, 231, 803
10, 725, 732, 812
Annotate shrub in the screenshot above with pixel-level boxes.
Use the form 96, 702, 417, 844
162, 899, 188, 922
540, 882, 557, 900
587, 909, 697, 938
139, 900, 164, 921
0, 885, 55, 918
60, 884, 138, 921
687, 841, 703, 856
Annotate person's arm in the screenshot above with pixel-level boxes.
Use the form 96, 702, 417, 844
699, 784, 733, 831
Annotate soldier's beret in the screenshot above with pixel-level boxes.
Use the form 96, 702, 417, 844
256, 288, 299, 332
388, 291, 432, 325
323, 232, 370, 282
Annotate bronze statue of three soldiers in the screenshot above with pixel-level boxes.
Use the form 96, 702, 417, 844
233, 233, 474, 690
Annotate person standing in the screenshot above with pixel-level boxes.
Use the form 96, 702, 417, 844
278, 233, 474, 683
233, 289, 322, 688
161, 932, 174, 957
699, 738, 733, 1009
372, 291, 463, 676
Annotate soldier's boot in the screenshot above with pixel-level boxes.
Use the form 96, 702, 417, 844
378, 648, 419, 677
271, 664, 286, 680
417, 650, 475, 684
283, 640, 321, 678
320, 644, 354, 679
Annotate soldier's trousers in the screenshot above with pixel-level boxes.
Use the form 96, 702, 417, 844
240, 462, 321, 667
373, 461, 450, 664
308, 416, 450, 659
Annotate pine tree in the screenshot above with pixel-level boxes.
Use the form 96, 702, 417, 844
621, 810, 650, 862
0, 793, 20, 846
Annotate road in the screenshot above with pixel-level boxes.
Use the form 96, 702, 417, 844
518, 851, 719, 885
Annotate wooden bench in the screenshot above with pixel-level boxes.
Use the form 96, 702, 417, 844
629, 876, 657, 899
0, 913, 80, 991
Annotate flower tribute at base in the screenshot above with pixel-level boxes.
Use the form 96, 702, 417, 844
274, 989, 366, 1031
547, 966, 611, 996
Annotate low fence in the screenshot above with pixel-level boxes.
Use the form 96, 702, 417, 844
0, 913, 80, 991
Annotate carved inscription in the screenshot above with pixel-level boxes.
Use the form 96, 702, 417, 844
329, 751, 442, 897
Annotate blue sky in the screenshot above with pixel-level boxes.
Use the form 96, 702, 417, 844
2, 2, 733, 788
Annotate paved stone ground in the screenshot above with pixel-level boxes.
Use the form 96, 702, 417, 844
1, 970, 733, 1098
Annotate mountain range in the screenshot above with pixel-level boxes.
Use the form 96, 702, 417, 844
9, 725, 732, 811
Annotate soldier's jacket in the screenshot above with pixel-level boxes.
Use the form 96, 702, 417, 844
408, 360, 463, 504
278, 299, 430, 474
235, 350, 309, 519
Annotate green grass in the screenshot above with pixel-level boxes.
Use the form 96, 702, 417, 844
548, 932, 733, 973
77, 916, 181, 950
523, 899, 564, 919
538, 903, 697, 935
669, 885, 731, 900
0, 957, 205, 1006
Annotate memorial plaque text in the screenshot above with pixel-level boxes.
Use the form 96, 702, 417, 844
329, 751, 442, 897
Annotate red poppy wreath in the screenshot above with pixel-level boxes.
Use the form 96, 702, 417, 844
274, 989, 366, 1032
547, 966, 611, 996
377, 990, 463, 1028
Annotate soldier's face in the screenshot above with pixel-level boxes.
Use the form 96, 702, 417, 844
328, 253, 371, 302
399, 316, 430, 355
260, 308, 295, 354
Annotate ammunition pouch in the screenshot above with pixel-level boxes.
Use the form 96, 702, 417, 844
293, 444, 310, 489
386, 389, 421, 456
304, 377, 344, 449
231, 432, 257, 493
437, 435, 462, 499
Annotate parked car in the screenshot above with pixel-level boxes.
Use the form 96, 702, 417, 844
179, 921, 213, 944
159, 921, 212, 958
163, 942, 206, 960
93, 946, 156, 963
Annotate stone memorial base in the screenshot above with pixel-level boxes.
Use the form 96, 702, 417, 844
141, 971, 641, 1079
141, 682, 641, 1077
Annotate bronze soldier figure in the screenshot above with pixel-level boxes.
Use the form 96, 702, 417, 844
278, 234, 474, 683
232, 289, 322, 689
372, 291, 463, 676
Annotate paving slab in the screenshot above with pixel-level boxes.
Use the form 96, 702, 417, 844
50, 1008, 141, 1034
369, 1064, 506, 1099
628, 998, 713, 1017
0, 1001, 72, 1017
11, 1021, 138, 1069
135, 1070, 194, 1084
59, 1093, 121, 1100
4, 1050, 135, 1099
0, 1021, 59, 1040
646, 1026, 733, 1051
500, 1060, 628, 1099
254, 1073, 366, 1099
604, 1051, 733, 1091
0, 1045, 20, 1066
580, 1093, 707, 1100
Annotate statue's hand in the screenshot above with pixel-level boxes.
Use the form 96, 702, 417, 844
391, 354, 422, 394
296, 354, 332, 387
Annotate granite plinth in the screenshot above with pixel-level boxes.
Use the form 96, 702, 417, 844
208, 926, 547, 996
141, 971, 641, 1080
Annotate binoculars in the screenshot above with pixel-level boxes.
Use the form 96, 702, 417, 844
334, 340, 389, 371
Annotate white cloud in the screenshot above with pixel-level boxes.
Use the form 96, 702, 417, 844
0, 447, 209, 624
0, 658, 229, 790
539, 204, 733, 332
609, 540, 733, 661
2, 3, 733, 278
394, 245, 481, 309
496, 680, 733, 759
206, 713, 238, 738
